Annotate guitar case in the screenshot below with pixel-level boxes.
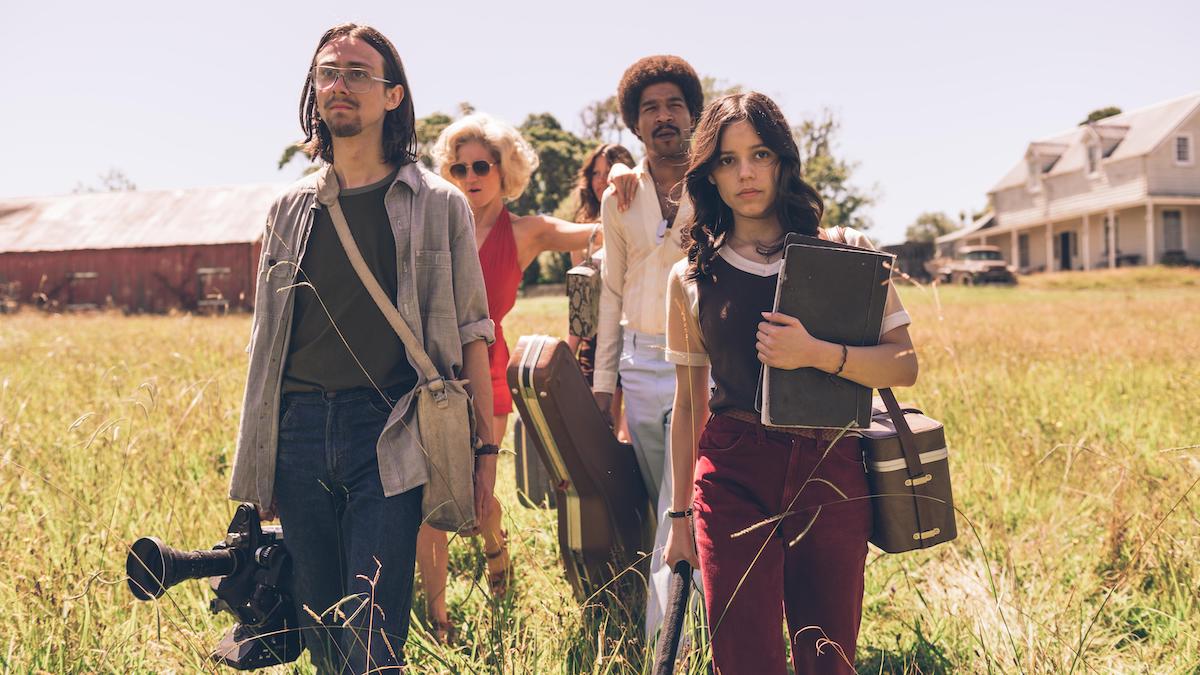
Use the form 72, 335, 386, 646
507, 335, 655, 601
512, 418, 556, 508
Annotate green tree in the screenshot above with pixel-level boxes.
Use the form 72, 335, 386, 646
415, 111, 454, 168
276, 141, 319, 175
579, 95, 623, 143
701, 76, 743, 102
1080, 106, 1122, 126
905, 211, 959, 243
508, 113, 594, 284
510, 113, 593, 217
793, 109, 877, 230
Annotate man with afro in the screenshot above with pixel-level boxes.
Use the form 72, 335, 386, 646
592, 54, 704, 643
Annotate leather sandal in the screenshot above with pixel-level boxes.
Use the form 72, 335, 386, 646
484, 539, 513, 598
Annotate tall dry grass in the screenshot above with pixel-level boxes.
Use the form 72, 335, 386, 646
0, 266, 1197, 673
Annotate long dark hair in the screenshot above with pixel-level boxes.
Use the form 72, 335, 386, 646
573, 144, 636, 222
299, 23, 418, 166
684, 92, 823, 280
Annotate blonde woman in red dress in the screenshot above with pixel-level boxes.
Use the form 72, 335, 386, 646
418, 112, 593, 641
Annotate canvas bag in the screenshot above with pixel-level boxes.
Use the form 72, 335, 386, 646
860, 388, 956, 553
316, 174, 477, 534
565, 226, 602, 338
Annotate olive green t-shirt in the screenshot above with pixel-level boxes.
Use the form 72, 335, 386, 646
282, 171, 417, 394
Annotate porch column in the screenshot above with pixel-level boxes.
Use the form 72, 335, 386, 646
1184, 205, 1191, 251
1107, 208, 1116, 269
1145, 199, 1156, 265
1082, 213, 1091, 270
1011, 228, 1019, 268
1045, 221, 1054, 272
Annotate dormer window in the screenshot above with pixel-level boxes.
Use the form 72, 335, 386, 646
1176, 134, 1194, 166
1026, 156, 1042, 192
1086, 142, 1102, 175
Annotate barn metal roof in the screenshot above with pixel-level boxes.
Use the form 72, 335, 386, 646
0, 183, 288, 253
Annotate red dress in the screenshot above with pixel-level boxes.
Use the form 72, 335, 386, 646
478, 209, 523, 416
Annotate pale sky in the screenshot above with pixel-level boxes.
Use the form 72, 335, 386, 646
2, 0, 1197, 245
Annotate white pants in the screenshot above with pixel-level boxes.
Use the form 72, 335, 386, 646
619, 330, 703, 643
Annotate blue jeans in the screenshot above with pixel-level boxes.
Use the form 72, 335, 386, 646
275, 386, 422, 674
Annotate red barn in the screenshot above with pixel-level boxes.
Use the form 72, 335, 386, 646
0, 184, 285, 313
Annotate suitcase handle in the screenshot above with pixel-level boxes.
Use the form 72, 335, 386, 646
878, 388, 925, 480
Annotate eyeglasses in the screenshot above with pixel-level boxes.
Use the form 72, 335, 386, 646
311, 65, 393, 94
448, 160, 496, 180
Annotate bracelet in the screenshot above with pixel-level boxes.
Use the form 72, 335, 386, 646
666, 508, 693, 519
831, 344, 848, 378
474, 443, 500, 456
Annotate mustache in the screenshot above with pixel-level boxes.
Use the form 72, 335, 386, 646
323, 97, 358, 110
653, 124, 680, 137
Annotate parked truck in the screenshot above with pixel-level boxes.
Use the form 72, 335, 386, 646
925, 245, 1017, 285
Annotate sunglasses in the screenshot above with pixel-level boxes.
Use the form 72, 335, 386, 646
448, 160, 496, 180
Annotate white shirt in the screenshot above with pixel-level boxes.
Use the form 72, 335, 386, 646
593, 159, 693, 393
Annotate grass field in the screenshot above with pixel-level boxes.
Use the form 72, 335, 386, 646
1, 266, 1198, 673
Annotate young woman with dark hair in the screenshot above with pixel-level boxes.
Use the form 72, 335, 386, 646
568, 143, 635, 397
569, 144, 636, 440
663, 92, 918, 674
574, 143, 637, 223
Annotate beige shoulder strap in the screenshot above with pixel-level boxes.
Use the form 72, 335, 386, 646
316, 168, 443, 387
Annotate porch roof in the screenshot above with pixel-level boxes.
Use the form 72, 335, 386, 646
936, 211, 995, 244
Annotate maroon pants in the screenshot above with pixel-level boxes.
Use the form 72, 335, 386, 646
692, 413, 872, 674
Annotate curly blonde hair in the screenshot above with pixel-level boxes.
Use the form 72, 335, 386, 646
432, 113, 540, 201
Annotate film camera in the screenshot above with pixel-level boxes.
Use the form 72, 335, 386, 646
126, 503, 302, 669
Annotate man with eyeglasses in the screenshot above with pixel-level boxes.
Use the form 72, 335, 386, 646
229, 23, 496, 673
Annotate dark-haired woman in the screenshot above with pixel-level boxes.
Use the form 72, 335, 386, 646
663, 92, 917, 673
573, 143, 638, 224
568, 144, 636, 440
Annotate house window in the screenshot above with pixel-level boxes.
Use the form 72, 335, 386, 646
1018, 233, 1030, 268
1177, 134, 1194, 166
1163, 210, 1183, 251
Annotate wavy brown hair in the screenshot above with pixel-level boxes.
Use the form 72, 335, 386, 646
684, 92, 824, 280
299, 23, 417, 166
573, 144, 636, 222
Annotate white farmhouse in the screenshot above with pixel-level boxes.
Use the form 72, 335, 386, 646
938, 93, 1200, 272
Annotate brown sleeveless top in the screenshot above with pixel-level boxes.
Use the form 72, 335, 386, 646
696, 252, 778, 414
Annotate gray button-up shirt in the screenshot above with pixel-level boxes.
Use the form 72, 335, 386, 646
228, 162, 494, 506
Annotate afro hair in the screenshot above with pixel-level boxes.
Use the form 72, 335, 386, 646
617, 55, 704, 138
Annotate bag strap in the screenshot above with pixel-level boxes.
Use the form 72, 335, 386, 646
834, 225, 926, 477
586, 224, 601, 259
878, 387, 925, 480
315, 169, 445, 390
